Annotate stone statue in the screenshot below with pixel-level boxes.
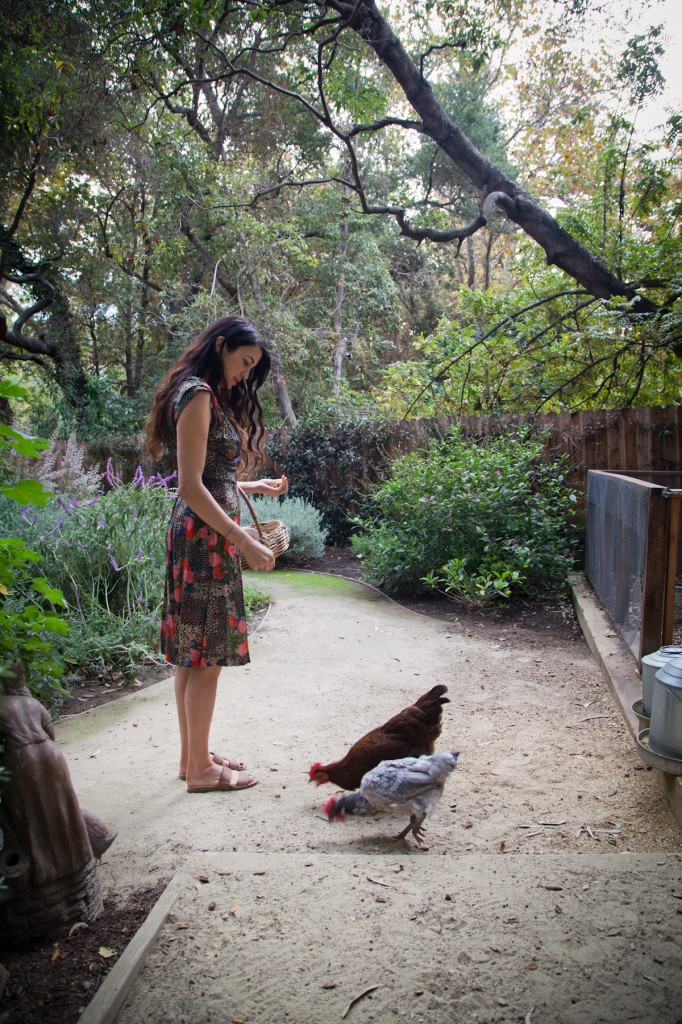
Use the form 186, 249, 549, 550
0, 661, 117, 946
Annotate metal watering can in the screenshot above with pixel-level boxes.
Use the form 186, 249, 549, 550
649, 655, 682, 761
641, 645, 682, 717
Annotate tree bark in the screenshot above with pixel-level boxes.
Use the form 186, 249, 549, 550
332, 216, 349, 395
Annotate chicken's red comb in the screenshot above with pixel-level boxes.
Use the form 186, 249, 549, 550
308, 762, 322, 780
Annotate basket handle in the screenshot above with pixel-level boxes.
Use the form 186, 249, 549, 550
237, 485, 266, 543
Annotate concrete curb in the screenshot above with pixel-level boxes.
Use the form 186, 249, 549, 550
569, 571, 682, 830
77, 877, 180, 1024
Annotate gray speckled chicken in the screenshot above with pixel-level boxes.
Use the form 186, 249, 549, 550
322, 750, 459, 846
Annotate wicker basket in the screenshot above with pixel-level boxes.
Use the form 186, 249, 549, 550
238, 486, 289, 570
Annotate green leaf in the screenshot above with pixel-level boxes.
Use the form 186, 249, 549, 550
1, 479, 53, 506
42, 616, 68, 635
0, 424, 50, 457
32, 578, 68, 607
0, 382, 29, 400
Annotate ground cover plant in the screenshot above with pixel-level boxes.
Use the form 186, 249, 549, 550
351, 428, 580, 605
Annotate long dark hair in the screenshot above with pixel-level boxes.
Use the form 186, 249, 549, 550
146, 315, 271, 462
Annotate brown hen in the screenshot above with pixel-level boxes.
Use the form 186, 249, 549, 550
308, 684, 450, 791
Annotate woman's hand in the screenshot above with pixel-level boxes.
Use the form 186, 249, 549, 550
253, 475, 288, 497
237, 528, 275, 571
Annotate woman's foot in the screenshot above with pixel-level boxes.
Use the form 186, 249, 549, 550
186, 765, 258, 793
178, 751, 246, 781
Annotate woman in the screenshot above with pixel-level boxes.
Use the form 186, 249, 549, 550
146, 315, 287, 793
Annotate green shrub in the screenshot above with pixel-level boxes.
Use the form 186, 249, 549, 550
353, 428, 579, 604
240, 494, 327, 564
1, 465, 175, 683
0, 382, 68, 700
0, 463, 272, 693
268, 417, 396, 545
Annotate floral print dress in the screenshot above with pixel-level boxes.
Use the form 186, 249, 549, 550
160, 377, 249, 668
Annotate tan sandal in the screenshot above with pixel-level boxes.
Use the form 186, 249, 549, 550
179, 752, 246, 781
187, 765, 258, 793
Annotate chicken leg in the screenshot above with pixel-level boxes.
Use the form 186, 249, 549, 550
393, 810, 427, 845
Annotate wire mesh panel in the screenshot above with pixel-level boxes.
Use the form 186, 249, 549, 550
585, 472, 650, 657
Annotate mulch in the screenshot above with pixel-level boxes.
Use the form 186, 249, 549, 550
0, 881, 167, 1024
0, 547, 583, 1022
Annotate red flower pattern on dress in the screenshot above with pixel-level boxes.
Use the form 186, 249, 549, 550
173, 584, 183, 604
182, 558, 194, 583
183, 515, 196, 540
237, 640, 248, 659
207, 530, 218, 550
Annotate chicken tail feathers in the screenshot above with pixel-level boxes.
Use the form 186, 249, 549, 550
323, 791, 369, 822
415, 684, 450, 707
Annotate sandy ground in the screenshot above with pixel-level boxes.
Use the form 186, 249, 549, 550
56, 571, 682, 1024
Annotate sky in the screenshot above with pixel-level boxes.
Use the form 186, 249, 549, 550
602, 0, 681, 132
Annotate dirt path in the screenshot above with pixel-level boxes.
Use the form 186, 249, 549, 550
56, 571, 681, 1024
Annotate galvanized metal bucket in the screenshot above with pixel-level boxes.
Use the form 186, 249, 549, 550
649, 655, 682, 761
641, 645, 682, 717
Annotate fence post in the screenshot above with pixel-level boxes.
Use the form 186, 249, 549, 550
639, 488, 671, 660
662, 494, 680, 646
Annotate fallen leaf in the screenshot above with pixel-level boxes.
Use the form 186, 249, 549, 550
51, 944, 62, 962
98, 946, 116, 959
197, 875, 209, 883
68, 921, 88, 937
341, 985, 381, 1019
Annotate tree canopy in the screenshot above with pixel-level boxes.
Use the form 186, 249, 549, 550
1, 0, 679, 433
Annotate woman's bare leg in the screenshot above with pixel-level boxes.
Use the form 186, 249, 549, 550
178, 666, 256, 789
183, 666, 221, 785
176, 666, 247, 779
174, 667, 191, 777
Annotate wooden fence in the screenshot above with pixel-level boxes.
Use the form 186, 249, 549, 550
70, 404, 681, 502
263, 406, 682, 510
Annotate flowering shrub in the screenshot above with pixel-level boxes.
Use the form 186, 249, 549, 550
0, 459, 268, 693
1, 461, 176, 685
351, 428, 580, 605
